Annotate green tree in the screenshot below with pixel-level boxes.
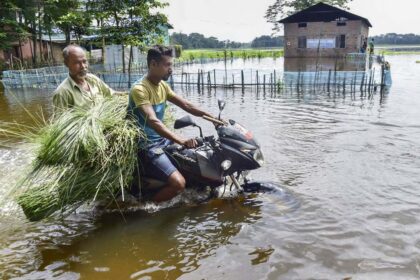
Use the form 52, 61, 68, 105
14, 0, 39, 63
251, 35, 284, 48
170, 32, 244, 49
265, 0, 353, 34
89, 0, 169, 73
51, 0, 90, 45
0, 0, 30, 52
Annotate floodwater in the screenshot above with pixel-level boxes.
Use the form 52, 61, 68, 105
1, 55, 420, 279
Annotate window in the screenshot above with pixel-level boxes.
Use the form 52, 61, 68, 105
337, 22, 347, 26
298, 22, 307, 28
298, 36, 307, 48
307, 38, 335, 49
336, 35, 346, 48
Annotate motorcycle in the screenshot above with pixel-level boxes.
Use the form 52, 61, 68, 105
139, 100, 267, 199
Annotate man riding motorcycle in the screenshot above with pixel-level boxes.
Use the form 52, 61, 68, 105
127, 45, 218, 203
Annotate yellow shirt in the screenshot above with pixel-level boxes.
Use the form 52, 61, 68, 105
131, 78, 175, 107
52, 73, 114, 111
128, 78, 175, 143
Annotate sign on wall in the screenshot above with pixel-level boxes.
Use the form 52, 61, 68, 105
307, 38, 336, 49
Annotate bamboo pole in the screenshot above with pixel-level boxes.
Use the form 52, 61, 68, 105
241, 70, 244, 93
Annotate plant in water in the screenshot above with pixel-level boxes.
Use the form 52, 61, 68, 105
1, 97, 143, 221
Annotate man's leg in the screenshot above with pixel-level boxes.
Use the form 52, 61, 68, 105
144, 144, 186, 203
152, 170, 186, 203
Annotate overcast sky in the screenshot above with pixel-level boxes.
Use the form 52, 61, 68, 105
164, 0, 420, 42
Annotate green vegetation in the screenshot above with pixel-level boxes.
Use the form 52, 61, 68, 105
372, 33, 420, 45
379, 49, 420, 55
171, 32, 245, 49
0, 0, 168, 68
1, 97, 142, 221
170, 32, 284, 50
251, 35, 284, 48
179, 49, 284, 62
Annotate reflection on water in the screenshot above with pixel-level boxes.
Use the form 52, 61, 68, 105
1, 197, 266, 279
1, 55, 420, 279
284, 57, 368, 72
0, 87, 53, 126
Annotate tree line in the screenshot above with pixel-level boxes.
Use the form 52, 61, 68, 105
170, 33, 284, 49
0, 0, 169, 68
170, 33, 245, 49
371, 33, 420, 45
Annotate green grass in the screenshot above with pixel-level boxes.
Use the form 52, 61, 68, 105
1, 97, 143, 221
379, 50, 420, 55
179, 48, 284, 62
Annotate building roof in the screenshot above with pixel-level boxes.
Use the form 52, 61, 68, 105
279, 2, 372, 27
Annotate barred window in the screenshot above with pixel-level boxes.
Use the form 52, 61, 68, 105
298, 36, 307, 48
336, 35, 346, 48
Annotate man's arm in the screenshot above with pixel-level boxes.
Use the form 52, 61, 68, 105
139, 104, 196, 148
168, 94, 214, 118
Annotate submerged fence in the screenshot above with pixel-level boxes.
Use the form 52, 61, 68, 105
1, 64, 147, 90
1, 55, 391, 94
169, 66, 390, 95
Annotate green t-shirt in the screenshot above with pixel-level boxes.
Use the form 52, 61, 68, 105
52, 73, 114, 111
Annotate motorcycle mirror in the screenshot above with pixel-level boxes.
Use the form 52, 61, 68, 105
174, 115, 196, 129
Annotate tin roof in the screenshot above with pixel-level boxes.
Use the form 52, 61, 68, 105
279, 2, 372, 27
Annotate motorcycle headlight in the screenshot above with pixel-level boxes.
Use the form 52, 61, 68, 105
221, 160, 232, 171
253, 148, 264, 167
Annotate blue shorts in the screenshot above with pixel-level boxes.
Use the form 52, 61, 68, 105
139, 138, 177, 181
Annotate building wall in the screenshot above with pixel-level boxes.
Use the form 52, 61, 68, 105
283, 20, 369, 58
0, 39, 64, 65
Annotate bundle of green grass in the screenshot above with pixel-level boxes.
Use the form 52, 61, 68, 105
15, 98, 142, 221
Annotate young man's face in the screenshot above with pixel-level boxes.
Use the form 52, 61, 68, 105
65, 48, 88, 80
151, 55, 173, 81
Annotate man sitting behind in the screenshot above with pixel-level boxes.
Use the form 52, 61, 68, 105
53, 44, 119, 111
128, 45, 216, 203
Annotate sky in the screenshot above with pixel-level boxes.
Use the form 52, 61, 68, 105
164, 0, 420, 42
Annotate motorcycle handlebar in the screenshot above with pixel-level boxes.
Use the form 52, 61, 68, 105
178, 137, 204, 151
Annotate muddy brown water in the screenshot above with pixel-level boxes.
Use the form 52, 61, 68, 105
1, 56, 420, 279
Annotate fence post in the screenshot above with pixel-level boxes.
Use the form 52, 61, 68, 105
241, 70, 244, 93
327, 69, 331, 92
263, 74, 266, 92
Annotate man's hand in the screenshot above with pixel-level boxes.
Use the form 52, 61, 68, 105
181, 138, 198, 148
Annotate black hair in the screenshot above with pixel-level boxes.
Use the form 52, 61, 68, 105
147, 45, 173, 68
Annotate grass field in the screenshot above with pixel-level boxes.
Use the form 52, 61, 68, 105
179, 48, 284, 61
379, 50, 420, 55
376, 45, 420, 55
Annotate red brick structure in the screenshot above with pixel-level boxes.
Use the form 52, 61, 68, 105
279, 2, 372, 58
0, 39, 64, 66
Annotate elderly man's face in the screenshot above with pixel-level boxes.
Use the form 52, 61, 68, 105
65, 47, 88, 80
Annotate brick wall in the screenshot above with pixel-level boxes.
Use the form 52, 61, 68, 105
284, 20, 370, 57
